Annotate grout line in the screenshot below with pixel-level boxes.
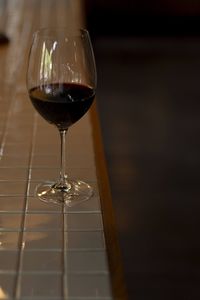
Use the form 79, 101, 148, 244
14, 113, 38, 299
0, 228, 103, 232
0, 195, 25, 197
0, 248, 106, 253
63, 205, 68, 299
18, 297, 112, 300
0, 180, 31, 182
0, 248, 107, 253
0, 210, 101, 214
0, 166, 96, 169
0, 270, 109, 275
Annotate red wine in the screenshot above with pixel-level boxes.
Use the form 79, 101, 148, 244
29, 83, 95, 130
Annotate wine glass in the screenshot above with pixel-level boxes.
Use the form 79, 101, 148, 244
27, 28, 97, 206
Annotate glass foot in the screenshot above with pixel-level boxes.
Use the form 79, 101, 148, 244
36, 180, 93, 207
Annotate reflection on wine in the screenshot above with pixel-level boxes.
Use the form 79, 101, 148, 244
29, 83, 95, 130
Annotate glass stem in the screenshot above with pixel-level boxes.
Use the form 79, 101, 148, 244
59, 129, 68, 187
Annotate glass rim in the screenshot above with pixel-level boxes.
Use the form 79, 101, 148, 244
33, 27, 90, 38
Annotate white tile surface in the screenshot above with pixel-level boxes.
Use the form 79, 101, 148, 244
0, 155, 29, 167
0, 181, 27, 195
0, 196, 25, 212
0, 250, 19, 271
20, 274, 62, 297
66, 251, 109, 272
0, 168, 28, 180
65, 232, 105, 250
0, 213, 22, 230
66, 213, 103, 231
22, 250, 62, 272
67, 274, 112, 297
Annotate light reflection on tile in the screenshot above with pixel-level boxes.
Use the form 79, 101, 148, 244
28, 181, 42, 197
26, 195, 101, 213
0, 274, 16, 299
25, 214, 63, 231
23, 231, 62, 250
28, 181, 99, 198
27, 196, 62, 213
0, 232, 20, 249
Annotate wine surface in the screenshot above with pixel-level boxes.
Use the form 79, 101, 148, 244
29, 83, 95, 129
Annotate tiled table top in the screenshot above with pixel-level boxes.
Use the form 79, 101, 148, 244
0, 1, 113, 299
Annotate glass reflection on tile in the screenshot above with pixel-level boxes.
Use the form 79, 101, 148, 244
0, 232, 19, 249
25, 213, 63, 231
23, 231, 62, 250
28, 181, 99, 198
27, 196, 62, 213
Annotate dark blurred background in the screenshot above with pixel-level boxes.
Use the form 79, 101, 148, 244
85, 0, 200, 37
85, 1, 200, 299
